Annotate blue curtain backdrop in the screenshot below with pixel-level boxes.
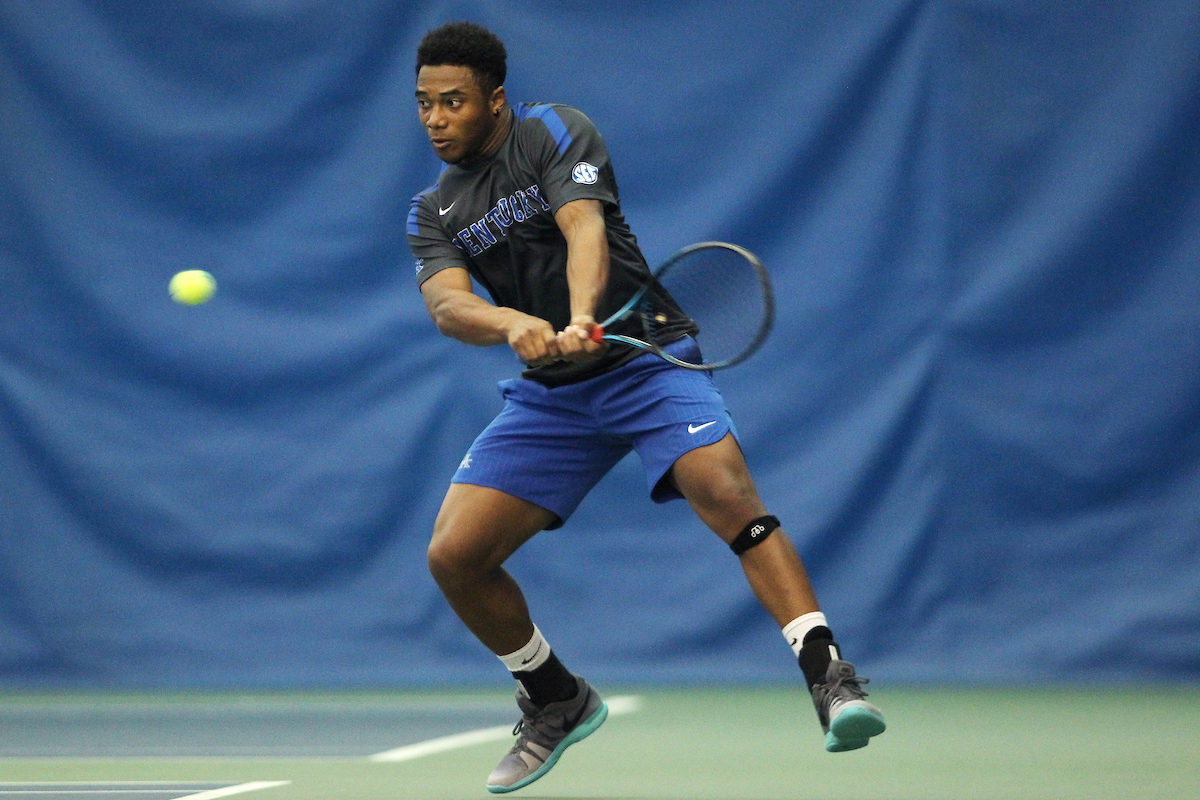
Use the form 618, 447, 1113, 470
1, 0, 1197, 687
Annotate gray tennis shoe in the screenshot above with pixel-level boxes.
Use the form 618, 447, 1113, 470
811, 660, 886, 752
486, 676, 608, 794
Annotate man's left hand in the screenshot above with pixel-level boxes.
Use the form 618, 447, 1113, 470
555, 316, 606, 362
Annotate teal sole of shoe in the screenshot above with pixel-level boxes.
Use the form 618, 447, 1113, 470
486, 701, 609, 794
825, 733, 869, 752
825, 705, 886, 753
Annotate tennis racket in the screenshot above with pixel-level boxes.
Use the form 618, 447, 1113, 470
590, 241, 774, 370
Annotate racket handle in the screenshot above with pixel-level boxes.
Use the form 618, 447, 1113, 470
590, 325, 605, 343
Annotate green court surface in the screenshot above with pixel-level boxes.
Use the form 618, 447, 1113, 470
0, 686, 1196, 799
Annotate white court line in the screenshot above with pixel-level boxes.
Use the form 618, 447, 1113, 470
0, 785, 289, 798
368, 695, 643, 763
183, 783, 290, 799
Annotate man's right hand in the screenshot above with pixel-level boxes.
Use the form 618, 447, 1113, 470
507, 315, 561, 366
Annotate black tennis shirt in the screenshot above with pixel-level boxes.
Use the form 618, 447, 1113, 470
407, 103, 693, 386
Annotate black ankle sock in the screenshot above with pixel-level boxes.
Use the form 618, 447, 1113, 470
514, 651, 578, 706
797, 625, 841, 690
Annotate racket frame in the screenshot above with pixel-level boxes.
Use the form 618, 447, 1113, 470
591, 241, 774, 371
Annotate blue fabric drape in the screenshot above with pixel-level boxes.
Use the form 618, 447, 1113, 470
2, 1, 1197, 686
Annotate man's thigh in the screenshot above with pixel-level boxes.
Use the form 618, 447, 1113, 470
451, 379, 631, 529
592, 342, 739, 503
431, 483, 558, 570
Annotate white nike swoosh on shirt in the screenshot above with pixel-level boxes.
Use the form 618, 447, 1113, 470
688, 421, 717, 434
438, 202, 455, 215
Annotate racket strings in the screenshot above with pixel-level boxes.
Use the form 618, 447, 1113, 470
647, 244, 771, 368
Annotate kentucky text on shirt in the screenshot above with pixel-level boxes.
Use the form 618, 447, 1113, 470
454, 184, 552, 256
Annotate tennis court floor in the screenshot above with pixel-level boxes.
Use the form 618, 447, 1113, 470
0, 686, 1196, 799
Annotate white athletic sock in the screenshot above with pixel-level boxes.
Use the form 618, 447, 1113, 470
782, 612, 828, 658
497, 625, 552, 673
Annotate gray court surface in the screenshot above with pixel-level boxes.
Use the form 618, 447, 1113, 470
0, 695, 514, 758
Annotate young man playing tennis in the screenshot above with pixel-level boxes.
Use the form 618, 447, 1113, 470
407, 22, 885, 794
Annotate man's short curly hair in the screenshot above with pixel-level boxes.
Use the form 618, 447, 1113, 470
416, 22, 507, 98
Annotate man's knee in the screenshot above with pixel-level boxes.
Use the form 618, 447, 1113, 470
426, 526, 462, 589
426, 501, 539, 588
680, 465, 760, 517
426, 509, 487, 588
672, 436, 759, 506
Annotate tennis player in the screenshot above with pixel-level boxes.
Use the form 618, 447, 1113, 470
407, 22, 885, 794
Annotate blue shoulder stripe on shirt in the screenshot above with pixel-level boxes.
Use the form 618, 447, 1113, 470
408, 181, 439, 235
516, 104, 573, 155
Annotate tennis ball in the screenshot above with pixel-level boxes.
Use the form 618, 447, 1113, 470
169, 270, 216, 305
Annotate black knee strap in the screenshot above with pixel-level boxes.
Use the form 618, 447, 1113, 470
730, 515, 780, 555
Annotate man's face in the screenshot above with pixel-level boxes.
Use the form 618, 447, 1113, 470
416, 65, 501, 165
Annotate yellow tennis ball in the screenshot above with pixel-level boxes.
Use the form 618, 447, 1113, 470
169, 270, 216, 305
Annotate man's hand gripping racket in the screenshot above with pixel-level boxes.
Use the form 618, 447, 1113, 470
590, 241, 774, 370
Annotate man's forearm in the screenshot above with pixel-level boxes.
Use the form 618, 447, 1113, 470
423, 275, 560, 365
566, 231, 608, 321
428, 287, 523, 347
556, 200, 609, 322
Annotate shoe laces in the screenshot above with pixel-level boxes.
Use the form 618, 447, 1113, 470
510, 686, 586, 743
511, 712, 555, 745
828, 672, 870, 700
507, 718, 544, 759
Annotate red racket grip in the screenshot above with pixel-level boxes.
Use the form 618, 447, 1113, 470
590, 325, 605, 343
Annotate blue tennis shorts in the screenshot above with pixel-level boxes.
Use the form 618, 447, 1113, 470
452, 337, 738, 529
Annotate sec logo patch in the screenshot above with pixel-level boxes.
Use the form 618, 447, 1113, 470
572, 162, 599, 184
